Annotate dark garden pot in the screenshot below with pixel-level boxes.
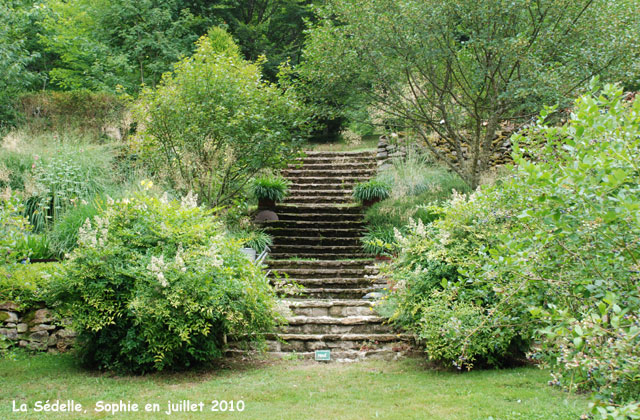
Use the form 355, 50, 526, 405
258, 198, 276, 209
362, 197, 382, 208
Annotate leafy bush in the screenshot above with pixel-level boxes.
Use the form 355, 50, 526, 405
48, 197, 105, 258
0, 191, 31, 265
135, 28, 311, 207
231, 229, 273, 253
59, 191, 280, 373
15, 234, 54, 260
0, 263, 62, 311
251, 175, 290, 202
353, 179, 391, 202
383, 83, 640, 415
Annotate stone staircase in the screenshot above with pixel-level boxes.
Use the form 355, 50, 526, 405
253, 150, 412, 361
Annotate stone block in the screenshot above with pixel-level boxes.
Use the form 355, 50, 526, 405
33, 309, 52, 324
0, 311, 18, 323
29, 330, 49, 342
0, 328, 18, 340
31, 324, 56, 332
0, 302, 19, 311
16, 323, 28, 333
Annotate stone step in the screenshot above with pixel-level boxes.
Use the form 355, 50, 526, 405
281, 315, 391, 334
274, 205, 362, 215
276, 213, 363, 222
288, 190, 354, 198
282, 299, 377, 317
274, 278, 384, 290
264, 334, 411, 352
289, 183, 355, 191
303, 151, 377, 157
283, 196, 355, 205
270, 267, 377, 278
279, 286, 383, 300
268, 260, 373, 269
269, 252, 372, 260
261, 220, 365, 230
289, 162, 376, 171
284, 176, 371, 185
271, 237, 362, 247
267, 228, 365, 239
226, 348, 413, 362
282, 169, 376, 177
270, 244, 364, 254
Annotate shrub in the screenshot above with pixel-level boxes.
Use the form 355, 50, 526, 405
230, 229, 273, 253
0, 262, 63, 311
48, 197, 105, 258
251, 175, 290, 203
135, 28, 311, 207
59, 191, 280, 373
353, 179, 391, 203
15, 234, 54, 261
383, 83, 640, 415
0, 191, 31, 265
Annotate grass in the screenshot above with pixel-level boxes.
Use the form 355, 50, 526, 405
308, 134, 379, 152
0, 353, 588, 419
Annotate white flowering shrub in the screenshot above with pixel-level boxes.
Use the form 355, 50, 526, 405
60, 191, 280, 373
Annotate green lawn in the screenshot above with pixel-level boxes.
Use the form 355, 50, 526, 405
0, 353, 588, 419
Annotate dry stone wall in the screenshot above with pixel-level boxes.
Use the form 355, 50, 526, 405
0, 302, 75, 352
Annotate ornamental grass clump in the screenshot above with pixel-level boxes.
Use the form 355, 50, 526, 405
251, 175, 290, 209
59, 191, 280, 373
353, 179, 391, 206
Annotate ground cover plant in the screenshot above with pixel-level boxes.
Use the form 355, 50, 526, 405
0, 354, 589, 419
381, 84, 640, 418
56, 191, 280, 373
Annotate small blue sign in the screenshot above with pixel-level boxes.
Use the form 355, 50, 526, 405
315, 350, 331, 361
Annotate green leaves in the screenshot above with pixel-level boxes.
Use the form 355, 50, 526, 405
135, 29, 311, 207
60, 192, 280, 373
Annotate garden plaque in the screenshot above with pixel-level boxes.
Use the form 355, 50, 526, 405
314, 350, 331, 361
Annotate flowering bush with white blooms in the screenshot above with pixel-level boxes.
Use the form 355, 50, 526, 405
59, 191, 280, 373
381, 83, 640, 418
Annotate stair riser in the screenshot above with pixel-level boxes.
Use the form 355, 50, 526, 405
272, 238, 362, 247
282, 323, 391, 335
282, 290, 379, 299
283, 170, 376, 178
268, 260, 373, 269
267, 340, 407, 352
266, 230, 366, 237
274, 206, 363, 215
269, 253, 371, 260
289, 306, 376, 317
288, 163, 376, 170
289, 184, 355, 191
261, 221, 365, 229
271, 268, 377, 278
284, 198, 355, 205
284, 177, 371, 185
270, 246, 363, 254
276, 215, 363, 223
288, 191, 353, 198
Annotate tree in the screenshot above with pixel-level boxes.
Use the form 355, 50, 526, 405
302, 0, 640, 188
135, 28, 312, 207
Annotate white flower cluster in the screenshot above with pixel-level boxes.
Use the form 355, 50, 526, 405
77, 216, 109, 248
148, 255, 169, 287
205, 239, 224, 268
181, 191, 198, 209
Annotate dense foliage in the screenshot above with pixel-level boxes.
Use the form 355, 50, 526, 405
135, 28, 311, 207
0, 262, 62, 311
353, 179, 391, 203
59, 192, 280, 373
0, 192, 32, 265
251, 175, 290, 202
302, 0, 640, 187
383, 84, 640, 416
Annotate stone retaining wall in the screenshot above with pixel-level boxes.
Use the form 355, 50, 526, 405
0, 302, 75, 352
377, 136, 407, 169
